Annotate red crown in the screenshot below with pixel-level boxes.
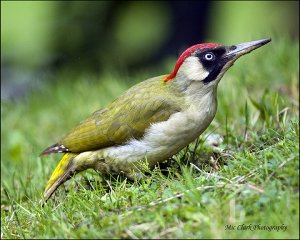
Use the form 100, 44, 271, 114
164, 43, 220, 81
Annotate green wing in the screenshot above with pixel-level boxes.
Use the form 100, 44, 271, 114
56, 77, 182, 153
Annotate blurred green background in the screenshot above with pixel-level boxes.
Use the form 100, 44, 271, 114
1, 1, 299, 99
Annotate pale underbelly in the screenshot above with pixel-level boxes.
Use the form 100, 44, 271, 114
100, 110, 216, 173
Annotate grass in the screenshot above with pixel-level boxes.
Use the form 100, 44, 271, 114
1, 37, 299, 239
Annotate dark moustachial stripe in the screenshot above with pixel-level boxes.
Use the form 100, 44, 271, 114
202, 61, 227, 84
195, 47, 228, 84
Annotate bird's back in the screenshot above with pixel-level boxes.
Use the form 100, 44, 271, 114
41, 75, 184, 155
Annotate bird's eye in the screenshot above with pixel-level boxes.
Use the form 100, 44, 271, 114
204, 53, 215, 61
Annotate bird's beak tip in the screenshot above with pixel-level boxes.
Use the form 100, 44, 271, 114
226, 38, 272, 59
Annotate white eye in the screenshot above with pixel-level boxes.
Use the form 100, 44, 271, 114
204, 53, 215, 61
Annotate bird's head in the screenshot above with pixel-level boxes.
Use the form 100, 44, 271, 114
164, 38, 271, 95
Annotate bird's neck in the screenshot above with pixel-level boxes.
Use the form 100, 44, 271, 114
169, 74, 217, 110
185, 86, 217, 116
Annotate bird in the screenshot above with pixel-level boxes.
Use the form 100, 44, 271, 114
40, 38, 271, 201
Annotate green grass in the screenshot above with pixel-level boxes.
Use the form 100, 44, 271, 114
1, 37, 299, 239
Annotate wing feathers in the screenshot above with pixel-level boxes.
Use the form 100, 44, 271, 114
40, 143, 70, 156
41, 76, 183, 155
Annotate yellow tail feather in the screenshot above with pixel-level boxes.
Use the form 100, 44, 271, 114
44, 153, 77, 200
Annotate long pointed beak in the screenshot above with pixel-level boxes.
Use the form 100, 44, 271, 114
225, 38, 272, 59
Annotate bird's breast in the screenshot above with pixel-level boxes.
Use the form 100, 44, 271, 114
100, 98, 217, 173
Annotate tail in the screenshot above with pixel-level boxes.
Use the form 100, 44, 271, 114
43, 153, 78, 201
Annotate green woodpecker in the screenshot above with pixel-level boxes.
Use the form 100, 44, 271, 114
40, 38, 271, 201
